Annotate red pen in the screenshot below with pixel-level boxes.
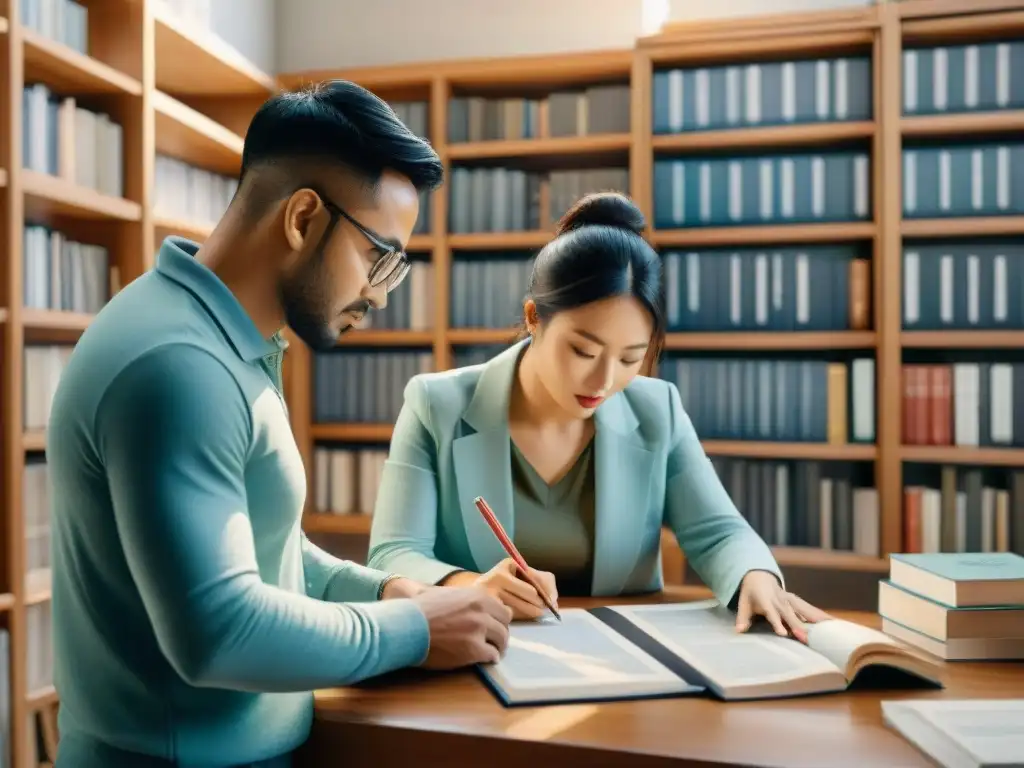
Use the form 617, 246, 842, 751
474, 496, 562, 622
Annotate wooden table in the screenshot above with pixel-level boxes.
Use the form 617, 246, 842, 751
294, 587, 1024, 768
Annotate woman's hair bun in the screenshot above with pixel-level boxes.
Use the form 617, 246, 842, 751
555, 192, 646, 237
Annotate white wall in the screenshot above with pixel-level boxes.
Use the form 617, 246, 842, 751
210, 0, 277, 75
276, 0, 872, 74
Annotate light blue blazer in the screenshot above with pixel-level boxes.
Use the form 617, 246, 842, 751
367, 340, 782, 605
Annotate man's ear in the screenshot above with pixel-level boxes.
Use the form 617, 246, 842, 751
282, 189, 330, 266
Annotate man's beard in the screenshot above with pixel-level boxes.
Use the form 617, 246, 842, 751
280, 242, 367, 352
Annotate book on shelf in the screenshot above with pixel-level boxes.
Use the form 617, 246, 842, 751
902, 470, 1024, 556
478, 599, 941, 707
882, 699, 1024, 768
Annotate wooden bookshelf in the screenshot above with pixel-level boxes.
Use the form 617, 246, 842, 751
281, 0, 1024, 607
1, 2, 276, 765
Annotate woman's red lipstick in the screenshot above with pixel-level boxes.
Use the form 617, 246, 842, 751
576, 395, 604, 409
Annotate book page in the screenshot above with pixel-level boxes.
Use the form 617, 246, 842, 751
806, 618, 900, 677
610, 601, 843, 698
483, 608, 700, 701
883, 700, 1024, 766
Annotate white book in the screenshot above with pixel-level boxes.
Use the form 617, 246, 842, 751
882, 699, 1024, 768
480, 600, 941, 707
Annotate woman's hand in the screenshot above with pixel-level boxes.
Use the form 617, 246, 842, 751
475, 558, 559, 620
735, 570, 832, 643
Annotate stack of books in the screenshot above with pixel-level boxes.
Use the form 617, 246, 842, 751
878, 552, 1024, 660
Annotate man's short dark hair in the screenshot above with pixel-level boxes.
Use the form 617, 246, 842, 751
239, 80, 444, 207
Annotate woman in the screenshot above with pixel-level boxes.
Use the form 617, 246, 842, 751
368, 192, 828, 641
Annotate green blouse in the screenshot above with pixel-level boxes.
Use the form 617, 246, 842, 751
509, 439, 597, 597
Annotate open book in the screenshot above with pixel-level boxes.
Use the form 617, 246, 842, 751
882, 699, 1024, 768
478, 599, 943, 706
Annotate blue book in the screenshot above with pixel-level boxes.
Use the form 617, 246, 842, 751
890, 552, 1024, 608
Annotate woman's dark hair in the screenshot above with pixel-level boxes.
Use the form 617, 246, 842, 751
518, 191, 665, 372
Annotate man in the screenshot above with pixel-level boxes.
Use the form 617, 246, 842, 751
46, 81, 512, 768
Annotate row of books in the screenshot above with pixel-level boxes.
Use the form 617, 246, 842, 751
22, 224, 111, 315
652, 152, 870, 229
903, 363, 1024, 449
903, 144, 1023, 219
710, 457, 878, 554
903, 42, 1024, 116
350, 243, 1019, 334
903, 245, 1024, 331
879, 552, 1024, 662
653, 56, 872, 134
26, 601, 53, 696
447, 167, 541, 235
22, 83, 125, 199
665, 357, 876, 445
903, 467, 1024, 555
312, 446, 387, 517
19, 0, 89, 53
448, 84, 632, 143
353, 261, 435, 332
449, 256, 533, 330
23, 461, 51, 600
662, 248, 869, 333
313, 351, 434, 424
23, 345, 72, 434
448, 166, 630, 235
153, 154, 238, 229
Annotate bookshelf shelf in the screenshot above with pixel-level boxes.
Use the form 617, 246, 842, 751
901, 446, 1024, 467
22, 309, 94, 335
339, 330, 434, 346
24, 587, 50, 607
902, 331, 1024, 349
650, 222, 876, 248
702, 441, 876, 461
310, 423, 394, 442
26, 686, 57, 711
22, 27, 142, 95
901, 110, 1024, 137
771, 547, 888, 572
22, 170, 142, 222
0, 16, 7, 34
447, 134, 631, 163
651, 121, 875, 152
303, 514, 372, 535
447, 329, 518, 345
0, 168, 7, 187
0, 594, 14, 612
901, 216, 1024, 238
406, 234, 435, 252
21, 432, 46, 453
662, 331, 876, 351
447, 231, 550, 250
153, 90, 244, 175
153, 213, 214, 243
153, 9, 276, 97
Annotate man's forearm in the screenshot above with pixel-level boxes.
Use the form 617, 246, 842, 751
172, 580, 430, 692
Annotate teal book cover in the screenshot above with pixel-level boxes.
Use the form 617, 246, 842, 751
892, 552, 1024, 581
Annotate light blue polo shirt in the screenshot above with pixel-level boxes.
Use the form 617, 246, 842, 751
46, 237, 429, 767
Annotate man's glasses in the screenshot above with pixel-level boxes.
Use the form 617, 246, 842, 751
313, 190, 411, 291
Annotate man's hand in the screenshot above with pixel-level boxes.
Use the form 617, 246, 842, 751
412, 587, 513, 669
380, 576, 428, 600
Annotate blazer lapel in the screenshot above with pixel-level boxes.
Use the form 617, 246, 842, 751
452, 341, 527, 572
591, 393, 653, 596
